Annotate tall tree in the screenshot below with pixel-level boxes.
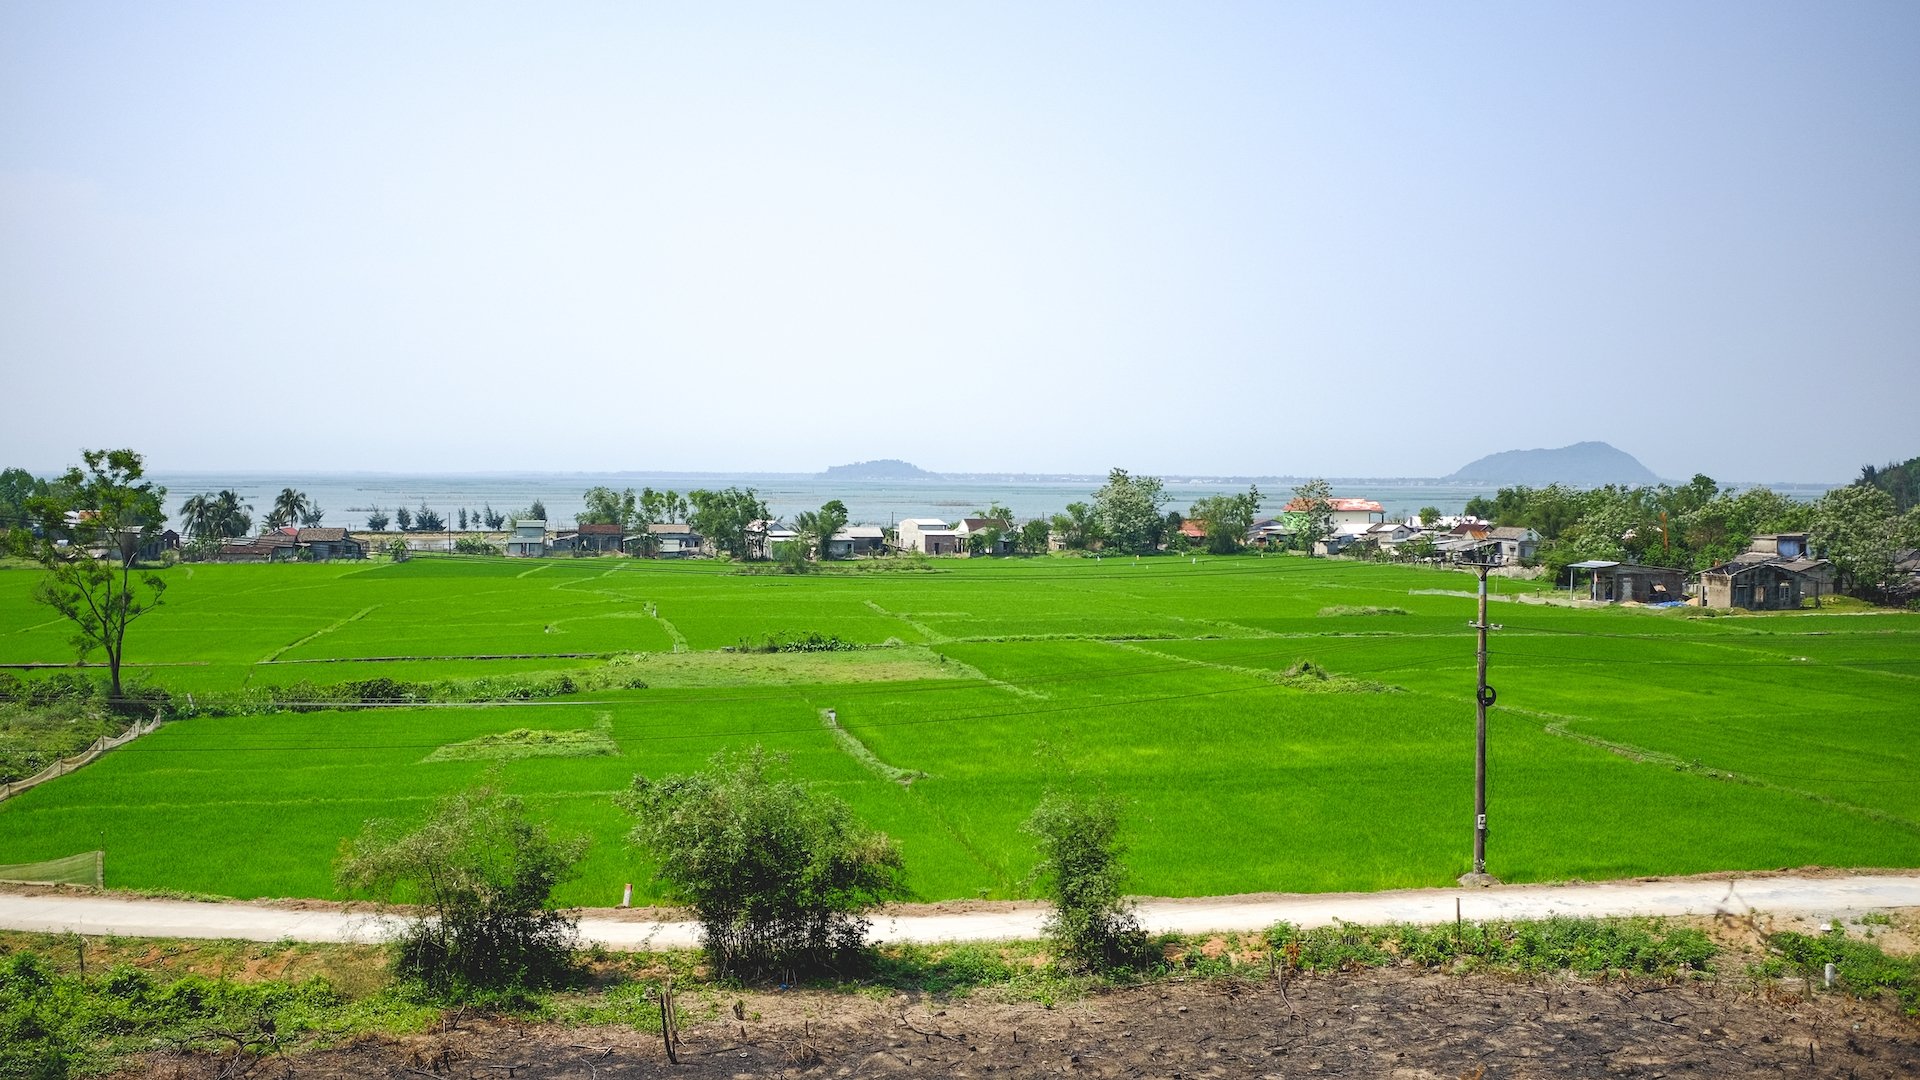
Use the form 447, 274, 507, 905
177, 492, 215, 540
300, 502, 325, 528
1289, 479, 1335, 556
1092, 469, 1170, 554
365, 508, 391, 532
23, 449, 167, 700
395, 506, 413, 532
793, 499, 849, 561
211, 490, 252, 537
688, 487, 770, 559
1811, 485, 1920, 599
1050, 502, 1102, 551
1188, 486, 1262, 554
267, 487, 310, 530
578, 486, 637, 528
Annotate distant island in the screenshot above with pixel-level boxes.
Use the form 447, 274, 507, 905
1445, 441, 1659, 486
818, 459, 940, 481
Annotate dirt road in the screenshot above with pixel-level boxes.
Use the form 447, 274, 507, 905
4, 870, 1916, 948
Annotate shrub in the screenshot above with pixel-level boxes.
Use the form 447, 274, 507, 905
1024, 789, 1147, 972
621, 746, 905, 977
336, 781, 586, 998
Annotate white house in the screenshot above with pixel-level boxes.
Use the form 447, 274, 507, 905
506, 520, 547, 557
897, 517, 961, 555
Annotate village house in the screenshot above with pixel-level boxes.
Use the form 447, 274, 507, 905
639, 522, 700, 557
292, 527, 365, 560
1245, 517, 1293, 549
897, 517, 962, 555
955, 517, 1016, 555
1284, 497, 1386, 525
1699, 532, 1836, 610
1486, 526, 1541, 564
825, 525, 886, 558
547, 523, 624, 555
505, 519, 548, 557
1565, 560, 1689, 603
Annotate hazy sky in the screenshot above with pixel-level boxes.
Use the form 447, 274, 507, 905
3, 3, 1915, 483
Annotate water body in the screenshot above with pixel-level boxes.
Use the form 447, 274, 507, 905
149, 471, 1514, 532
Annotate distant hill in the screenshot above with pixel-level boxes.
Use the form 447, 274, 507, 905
1445, 442, 1659, 486
819, 459, 939, 481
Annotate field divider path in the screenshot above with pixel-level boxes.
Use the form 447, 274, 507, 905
862, 599, 947, 644
260, 605, 378, 664
1511, 705, 1920, 835
4, 873, 1915, 950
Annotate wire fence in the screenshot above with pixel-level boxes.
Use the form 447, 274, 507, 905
0, 717, 164, 803
0, 850, 103, 888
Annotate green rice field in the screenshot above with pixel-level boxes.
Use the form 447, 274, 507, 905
1, 555, 1916, 905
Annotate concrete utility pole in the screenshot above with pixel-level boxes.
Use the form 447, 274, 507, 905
1466, 561, 1502, 884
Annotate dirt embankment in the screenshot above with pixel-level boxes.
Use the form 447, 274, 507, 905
131, 971, 1918, 1079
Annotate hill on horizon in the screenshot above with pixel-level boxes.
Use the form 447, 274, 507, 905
818, 458, 939, 480
1445, 441, 1660, 486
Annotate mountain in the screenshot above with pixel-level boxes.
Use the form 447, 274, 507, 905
1444, 442, 1659, 486
818, 459, 940, 481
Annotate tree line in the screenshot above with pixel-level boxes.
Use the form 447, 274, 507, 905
1461, 465, 1920, 600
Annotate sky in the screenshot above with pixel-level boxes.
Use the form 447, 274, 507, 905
2, 3, 1916, 484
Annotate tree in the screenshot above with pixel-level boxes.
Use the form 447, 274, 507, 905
412, 504, 446, 532
22, 449, 167, 700
527, 499, 548, 523
364, 508, 391, 532
266, 488, 310, 530
1811, 485, 1920, 599
1024, 789, 1145, 971
1018, 518, 1052, 555
211, 490, 252, 537
578, 486, 637, 529
793, 499, 849, 561
337, 781, 585, 996
395, 506, 413, 532
1856, 455, 1920, 513
1188, 485, 1262, 555
1289, 479, 1335, 556
300, 502, 325, 528
456, 507, 468, 531
177, 492, 215, 540
622, 746, 905, 976
1092, 469, 1170, 554
1418, 506, 1440, 527
687, 487, 770, 560
1050, 501, 1102, 551
482, 504, 506, 530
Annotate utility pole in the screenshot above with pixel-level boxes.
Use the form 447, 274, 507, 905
1467, 560, 1502, 883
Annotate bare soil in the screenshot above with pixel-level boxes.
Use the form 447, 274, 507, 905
126, 970, 1919, 1079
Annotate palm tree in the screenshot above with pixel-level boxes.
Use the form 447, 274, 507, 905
212, 490, 252, 537
177, 493, 214, 539
268, 488, 310, 529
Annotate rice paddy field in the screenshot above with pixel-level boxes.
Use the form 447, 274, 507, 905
0, 555, 1915, 906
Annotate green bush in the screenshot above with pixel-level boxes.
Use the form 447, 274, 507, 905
1765, 927, 1919, 1014
336, 781, 586, 998
622, 745, 905, 977
1025, 790, 1147, 972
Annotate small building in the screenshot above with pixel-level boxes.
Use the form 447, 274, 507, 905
1246, 518, 1293, 548
215, 534, 298, 563
1700, 557, 1811, 610
640, 522, 701, 557
825, 526, 886, 558
1486, 526, 1540, 564
1750, 533, 1811, 559
1566, 560, 1689, 603
897, 517, 962, 555
1284, 497, 1386, 525
506, 520, 548, 557
575, 522, 625, 554
293, 527, 365, 560
955, 517, 1016, 555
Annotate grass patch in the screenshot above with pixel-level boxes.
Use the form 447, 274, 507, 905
1758, 926, 1920, 1015
1317, 605, 1411, 617
423, 719, 619, 762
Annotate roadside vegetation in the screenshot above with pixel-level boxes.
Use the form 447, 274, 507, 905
3, 912, 1913, 1078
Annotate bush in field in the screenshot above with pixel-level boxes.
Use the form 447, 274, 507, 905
337, 782, 586, 998
1025, 789, 1147, 972
453, 536, 499, 556
621, 746, 905, 977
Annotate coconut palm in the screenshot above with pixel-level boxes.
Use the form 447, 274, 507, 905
268, 488, 310, 529
177, 493, 215, 539
212, 490, 252, 537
